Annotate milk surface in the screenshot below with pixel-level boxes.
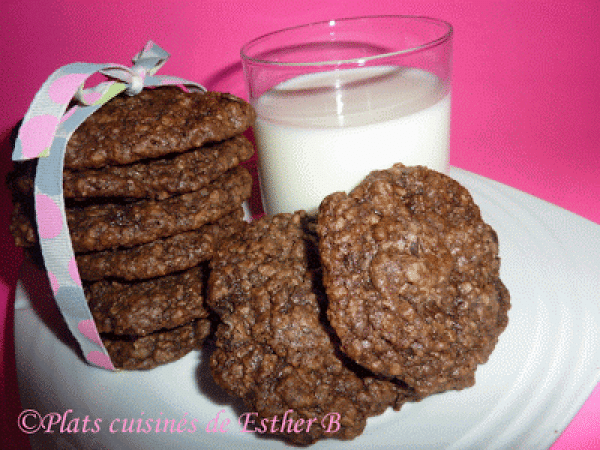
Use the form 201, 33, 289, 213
253, 66, 451, 214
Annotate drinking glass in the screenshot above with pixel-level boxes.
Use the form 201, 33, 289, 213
241, 15, 453, 215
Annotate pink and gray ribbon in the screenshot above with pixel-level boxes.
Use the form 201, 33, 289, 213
12, 41, 206, 370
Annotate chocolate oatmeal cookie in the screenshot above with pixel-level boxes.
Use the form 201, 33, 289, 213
6, 158, 35, 199
7, 159, 252, 251
76, 206, 245, 281
64, 87, 255, 170
6, 160, 37, 248
318, 164, 510, 396
103, 319, 210, 371
67, 165, 252, 253
62, 135, 255, 200
8, 199, 36, 248
208, 212, 421, 446
86, 265, 210, 336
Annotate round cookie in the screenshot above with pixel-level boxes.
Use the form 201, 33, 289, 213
86, 265, 210, 336
317, 164, 510, 396
76, 206, 245, 281
207, 212, 421, 446
66, 166, 252, 253
7, 165, 252, 252
62, 134, 255, 200
102, 319, 210, 371
64, 87, 255, 170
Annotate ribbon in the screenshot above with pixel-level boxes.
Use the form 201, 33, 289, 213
11, 41, 206, 371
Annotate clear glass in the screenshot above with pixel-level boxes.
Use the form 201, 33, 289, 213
241, 15, 453, 215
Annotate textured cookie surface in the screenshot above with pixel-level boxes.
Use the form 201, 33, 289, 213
67, 166, 252, 253
6, 161, 37, 248
86, 265, 210, 336
103, 319, 210, 371
62, 135, 255, 200
8, 199, 36, 248
208, 212, 420, 446
318, 164, 510, 396
64, 87, 255, 170
76, 206, 245, 281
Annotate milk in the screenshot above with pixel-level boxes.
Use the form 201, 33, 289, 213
253, 66, 451, 215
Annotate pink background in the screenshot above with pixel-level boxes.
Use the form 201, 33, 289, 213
1, 0, 598, 448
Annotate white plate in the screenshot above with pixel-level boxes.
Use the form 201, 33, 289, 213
15, 168, 600, 450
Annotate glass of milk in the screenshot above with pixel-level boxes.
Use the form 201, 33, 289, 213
241, 15, 453, 215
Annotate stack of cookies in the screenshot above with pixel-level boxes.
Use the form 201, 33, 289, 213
8, 86, 255, 370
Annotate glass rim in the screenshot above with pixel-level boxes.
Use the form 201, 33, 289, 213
240, 15, 453, 67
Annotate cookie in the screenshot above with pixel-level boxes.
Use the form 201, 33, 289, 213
67, 165, 252, 253
208, 212, 421, 446
8, 199, 36, 248
62, 135, 255, 200
64, 87, 255, 170
6, 160, 37, 248
76, 206, 245, 281
86, 265, 209, 336
6, 158, 35, 199
318, 164, 510, 396
103, 319, 210, 371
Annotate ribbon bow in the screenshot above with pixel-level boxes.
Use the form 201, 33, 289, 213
11, 42, 205, 371
13, 40, 204, 161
